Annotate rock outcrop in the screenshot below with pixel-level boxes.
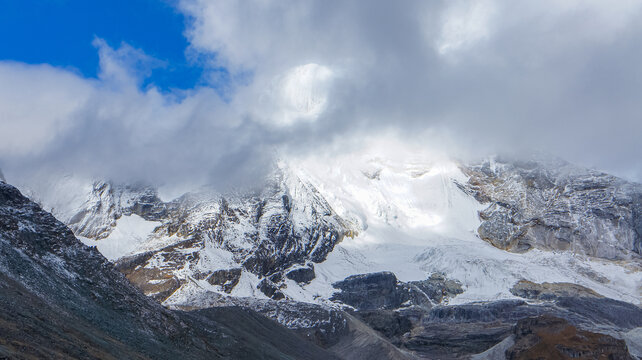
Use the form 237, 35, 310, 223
331, 272, 432, 311
331, 272, 463, 311
337, 286, 642, 359
463, 156, 642, 260
506, 315, 633, 360
68, 181, 167, 239
510, 280, 603, 300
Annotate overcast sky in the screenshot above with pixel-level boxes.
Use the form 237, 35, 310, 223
1, 0, 642, 187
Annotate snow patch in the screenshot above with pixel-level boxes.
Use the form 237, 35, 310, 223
79, 214, 160, 260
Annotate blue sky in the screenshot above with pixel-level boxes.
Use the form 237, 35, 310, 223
0, 0, 203, 90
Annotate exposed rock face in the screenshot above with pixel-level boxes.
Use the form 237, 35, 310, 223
69, 168, 349, 300
510, 280, 602, 300
205, 268, 243, 293
329, 313, 416, 360
409, 272, 464, 304
68, 181, 167, 239
463, 157, 642, 260
353, 309, 413, 347
331, 272, 432, 311
286, 263, 316, 284
404, 300, 545, 358
0, 181, 335, 359
331, 272, 463, 311
506, 315, 633, 360
351, 293, 642, 359
258, 278, 286, 300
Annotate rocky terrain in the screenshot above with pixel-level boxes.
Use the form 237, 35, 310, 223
505, 315, 633, 359
0, 180, 336, 359
7, 153, 642, 359
64, 168, 349, 302
317, 272, 642, 359
463, 156, 642, 260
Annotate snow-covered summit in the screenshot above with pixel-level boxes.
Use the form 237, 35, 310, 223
14, 142, 642, 308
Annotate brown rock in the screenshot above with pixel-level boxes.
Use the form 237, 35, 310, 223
506, 315, 633, 360
510, 280, 603, 300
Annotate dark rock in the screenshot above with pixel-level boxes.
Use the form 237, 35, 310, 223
554, 296, 642, 330
268, 271, 283, 283
406, 322, 513, 358
331, 272, 431, 311
113, 251, 155, 274
632, 193, 642, 254
427, 299, 547, 324
328, 313, 414, 360
360, 293, 642, 359
409, 272, 464, 304
286, 264, 316, 284
206, 268, 243, 293
258, 279, 286, 300
354, 310, 413, 346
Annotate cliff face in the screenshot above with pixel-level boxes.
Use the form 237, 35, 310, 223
463, 157, 642, 260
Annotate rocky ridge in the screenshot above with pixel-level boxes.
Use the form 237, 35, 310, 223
0, 180, 336, 359
462, 156, 642, 260
67, 167, 350, 301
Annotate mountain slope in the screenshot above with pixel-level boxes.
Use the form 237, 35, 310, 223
0, 180, 336, 359
10, 149, 642, 358
57, 168, 350, 303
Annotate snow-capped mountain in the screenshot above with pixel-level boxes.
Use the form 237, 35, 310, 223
12, 144, 642, 358
53, 167, 350, 303
0, 179, 337, 359
23, 148, 641, 307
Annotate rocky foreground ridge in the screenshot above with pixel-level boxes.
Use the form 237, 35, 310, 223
0, 180, 337, 359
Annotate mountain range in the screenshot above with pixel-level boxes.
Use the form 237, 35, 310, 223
2, 150, 641, 359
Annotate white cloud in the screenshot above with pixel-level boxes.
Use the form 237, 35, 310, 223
0, 39, 275, 188
436, 0, 497, 55
0, 62, 94, 156
3, 1, 642, 187
250, 63, 336, 127
177, 0, 642, 181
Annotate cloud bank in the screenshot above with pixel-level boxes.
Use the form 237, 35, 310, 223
2, 0, 642, 187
